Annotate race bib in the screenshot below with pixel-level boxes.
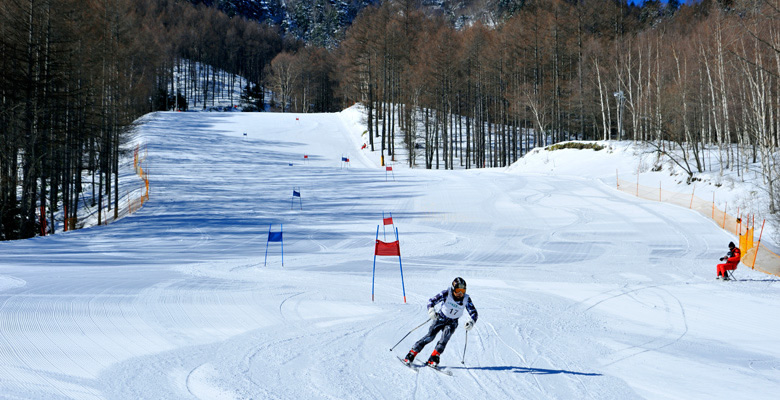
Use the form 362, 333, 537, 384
440, 292, 468, 319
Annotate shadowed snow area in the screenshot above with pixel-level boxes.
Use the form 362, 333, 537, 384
0, 111, 778, 399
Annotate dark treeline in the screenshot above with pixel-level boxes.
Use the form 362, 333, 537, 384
332, 0, 657, 169
0, 0, 291, 240
296, 0, 780, 208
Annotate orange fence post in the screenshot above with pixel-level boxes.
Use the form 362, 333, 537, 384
737, 208, 741, 235
712, 193, 715, 219
636, 166, 639, 197
689, 184, 695, 209
752, 219, 766, 268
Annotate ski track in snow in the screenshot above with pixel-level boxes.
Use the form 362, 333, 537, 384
0, 111, 778, 399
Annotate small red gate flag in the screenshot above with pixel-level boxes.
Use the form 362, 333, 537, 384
383, 217, 393, 226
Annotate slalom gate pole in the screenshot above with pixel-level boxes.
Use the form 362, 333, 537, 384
462, 331, 468, 364
264, 224, 271, 266
396, 227, 407, 304
389, 318, 432, 352
372, 225, 379, 302
281, 223, 284, 267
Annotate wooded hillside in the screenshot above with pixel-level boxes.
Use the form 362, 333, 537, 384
0, 0, 293, 240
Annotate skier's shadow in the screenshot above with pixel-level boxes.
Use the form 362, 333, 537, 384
453, 366, 602, 376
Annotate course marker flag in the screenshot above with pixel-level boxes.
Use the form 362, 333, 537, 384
385, 164, 395, 181
382, 211, 395, 240
371, 225, 406, 303
264, 224, 284, 266
291, 188, 302, 210
375, 240, 400, 256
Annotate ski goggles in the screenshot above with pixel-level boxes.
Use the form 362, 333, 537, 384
453, 288, 466, 296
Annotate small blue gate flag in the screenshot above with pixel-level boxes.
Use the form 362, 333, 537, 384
268, 231, 283, 242
341, 157, 348, 162
292, 190, 301, 197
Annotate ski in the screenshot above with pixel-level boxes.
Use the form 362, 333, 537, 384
426, 363, 453, 376
397, 356, 420, 372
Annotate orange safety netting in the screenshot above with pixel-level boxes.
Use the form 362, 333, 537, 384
132, 144, 151, 210
59, 144, 150, 231
616, 178, 780, 277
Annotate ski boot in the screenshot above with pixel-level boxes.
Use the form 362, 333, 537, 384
403, 350, 418, 364
426, 350, 441, 367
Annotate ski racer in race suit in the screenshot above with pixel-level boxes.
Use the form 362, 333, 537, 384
717, 241, 741, 280
403, 277, 478, 367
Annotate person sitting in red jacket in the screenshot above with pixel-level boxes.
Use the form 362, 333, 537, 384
717, 241, 741, 280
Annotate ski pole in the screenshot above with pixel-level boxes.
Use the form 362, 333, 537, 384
461, 330, 468, 364
389, 318, 431, 352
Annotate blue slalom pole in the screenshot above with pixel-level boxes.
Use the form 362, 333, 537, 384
396, 227, 407, 303
264, 224, 271, 266
281, 224, 284, 267
372, 225, 378, 302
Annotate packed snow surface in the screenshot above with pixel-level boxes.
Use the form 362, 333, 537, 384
1, 110, 778, 399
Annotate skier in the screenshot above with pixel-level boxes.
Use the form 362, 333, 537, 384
403, 277, 478, 367
716, 241, 741, 280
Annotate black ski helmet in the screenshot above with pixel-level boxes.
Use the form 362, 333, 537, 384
451, 277, 467, 293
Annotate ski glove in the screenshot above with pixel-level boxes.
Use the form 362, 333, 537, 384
427, 308, 437, 320
720, 257, 725, 261
464, 321, 474, 331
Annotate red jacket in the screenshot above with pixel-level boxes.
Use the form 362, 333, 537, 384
725, 247, 741, 264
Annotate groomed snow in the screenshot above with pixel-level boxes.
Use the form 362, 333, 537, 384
0, 110, 778, 399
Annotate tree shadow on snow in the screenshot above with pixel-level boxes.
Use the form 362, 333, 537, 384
454, 365, 602, 376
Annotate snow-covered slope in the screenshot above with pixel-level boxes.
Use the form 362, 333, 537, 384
0, 110, 778, 399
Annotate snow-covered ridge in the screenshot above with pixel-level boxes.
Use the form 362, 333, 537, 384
508, 140, 777, 247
